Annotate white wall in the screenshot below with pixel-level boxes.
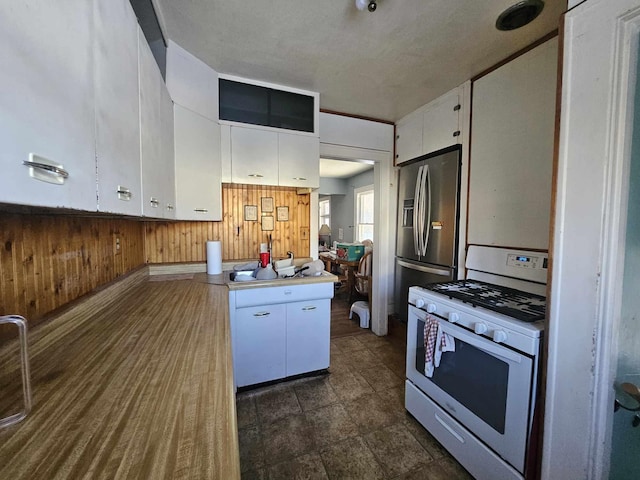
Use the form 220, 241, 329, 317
318, 177, 347, 195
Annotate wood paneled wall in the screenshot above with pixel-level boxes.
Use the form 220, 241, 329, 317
0, 213, 144, 326
144, 184, 311, 263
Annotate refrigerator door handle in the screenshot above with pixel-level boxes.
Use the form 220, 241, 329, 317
421, 165, 431, 256
413, 166, 422, 256
396, 259, 451, 276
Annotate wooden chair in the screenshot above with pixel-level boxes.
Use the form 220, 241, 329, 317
353, 250, 372, 310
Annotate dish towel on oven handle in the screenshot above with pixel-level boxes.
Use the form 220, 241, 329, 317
424, 314, 456, 378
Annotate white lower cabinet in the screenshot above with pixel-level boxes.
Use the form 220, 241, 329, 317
234, 304, 287, 387
286, 300, 330, 376
229, 282, 333, 388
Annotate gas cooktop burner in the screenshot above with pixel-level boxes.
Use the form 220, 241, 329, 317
423, 279, 546, 322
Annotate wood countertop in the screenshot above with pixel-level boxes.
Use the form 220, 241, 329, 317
0, 278, 240, 479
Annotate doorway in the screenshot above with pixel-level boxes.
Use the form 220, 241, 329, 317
312, 143, 395, 337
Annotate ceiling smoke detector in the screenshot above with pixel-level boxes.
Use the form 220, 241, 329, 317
496, 0, 545, 31
356, 0, 377, 12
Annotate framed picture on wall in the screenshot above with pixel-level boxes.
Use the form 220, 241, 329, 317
261, 197, 274, 212
244, 205, 258, 221
261, 215, 274, 231
276, 206, 289, 222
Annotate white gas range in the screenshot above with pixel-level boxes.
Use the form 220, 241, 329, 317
405, 246, 547, 480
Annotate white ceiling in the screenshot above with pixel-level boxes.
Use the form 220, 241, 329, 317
319, 158, 374, 178
153, 0, 566, 122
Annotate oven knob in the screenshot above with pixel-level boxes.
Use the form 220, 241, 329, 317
415, 298, 425, 309
474, 322, 488, 334
493, 330, 508, 343
426, 303, 437, 314
448, 312, 459, 323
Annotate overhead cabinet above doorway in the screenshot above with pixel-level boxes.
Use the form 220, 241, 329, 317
219, 75, 320, 189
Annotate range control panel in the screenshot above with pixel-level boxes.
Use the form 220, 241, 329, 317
506, 254, 544, 270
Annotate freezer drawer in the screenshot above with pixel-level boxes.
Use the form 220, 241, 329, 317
394, 258, 454, 323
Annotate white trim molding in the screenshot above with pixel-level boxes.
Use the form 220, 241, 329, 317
543, 1, 640, 478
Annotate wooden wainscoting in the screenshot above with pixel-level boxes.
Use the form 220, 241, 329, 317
144, 184, 310, 263
0, 213, 145, 325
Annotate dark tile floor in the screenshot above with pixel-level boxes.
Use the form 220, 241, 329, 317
236, 294, 474, 480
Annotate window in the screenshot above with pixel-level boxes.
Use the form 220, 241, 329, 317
355, 185, 374, 242
319, 199, 331, 229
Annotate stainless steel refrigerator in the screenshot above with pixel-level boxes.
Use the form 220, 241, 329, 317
395, 145, 461, 322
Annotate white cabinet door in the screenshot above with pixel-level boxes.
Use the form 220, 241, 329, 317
166, 41, 218, 122
286, 299, 331, 376
160, 83, 176, 219
94, 0, 141, 215
468, 39, 557, 250
139, 28, 175, 219
174, 104, 222, 221
422, 88, 460, 155
230, 126, 279, 185
278, 133, 319, 188
235, 304, 286, 387
0, 1, 96, 210
395, 111, 423, 164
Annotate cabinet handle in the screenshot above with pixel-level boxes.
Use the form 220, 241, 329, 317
23, 154, 69, 185
149, 197, 159, 207
293, 177, 307, 181
302, 306, 317, 311
166, 204, 174, 211
452, 131, 460, 137
248, 173, 264, 178
253, 311, 271, 317
194, 208, 209, 213
453, 104, 461, 111
117, 186, 132, 201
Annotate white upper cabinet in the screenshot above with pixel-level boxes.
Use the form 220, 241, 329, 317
166, 41, 218, 121
395, 85, 462, 165
174, 104, 222, 221
230, 126, 279, 186
166, 40, 221, 220
159, 82, 176, 219
94, 0, 141, 215
0, 0, 96, 210
422, 88, 461, 155
395, 110, 424, 164
278, 133, 319, 188
139, 28, 175, 219
468, 38, 558, 250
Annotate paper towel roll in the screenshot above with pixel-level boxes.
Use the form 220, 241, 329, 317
260, 243, 268, 253
206, 241, 222, 275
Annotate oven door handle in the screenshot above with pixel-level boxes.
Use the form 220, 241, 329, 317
411, 305, 525, 364
438, 321, 524, 363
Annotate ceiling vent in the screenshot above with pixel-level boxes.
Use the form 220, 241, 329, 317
496, 0, 545, 31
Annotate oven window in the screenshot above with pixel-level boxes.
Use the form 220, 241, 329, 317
416, 320, 508, 434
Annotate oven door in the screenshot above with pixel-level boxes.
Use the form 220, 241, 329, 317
406, 305, 534, 473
